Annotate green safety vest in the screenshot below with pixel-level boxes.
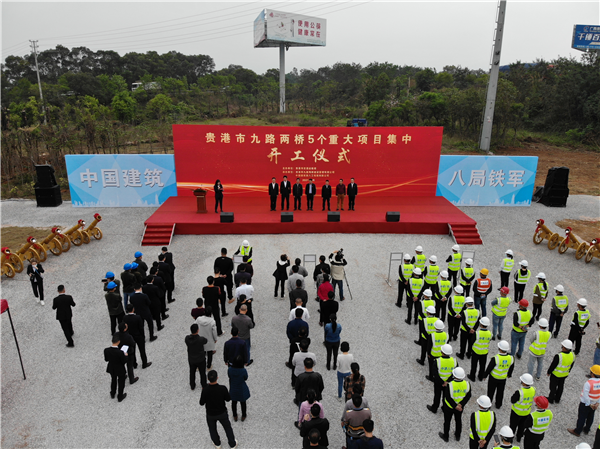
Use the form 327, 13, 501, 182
516, 269, 531, 284
240, 246, 252, 262
414, 254, 427, 270
513, 310, 532, 333
439, 280, 452, 297
450, 295, 465, 315
399, 263, 414, 280
460, 267, 474, 285
536, 282, 548, 299
444, 379, 470, 408
575, 309, 590, 328
472, 329, 492, 355
511, 386, 536, 416
461, 308, 480, 331
529, 409, 553, 434
528, 330, 551, 356
409, 278, 424, 296
431, 331, 448, 358
501, 258, 515, 273
437, 356, 456, 381
552, 352, 575, 378
554, 295, 568, 312
448, 252, 462, 271
419, 298, 435, 322
425, 264, 439, 285
491, 354, 514, 380
422, 316, 438, 339
469, 410, 495, 440
492, 296, 511, 317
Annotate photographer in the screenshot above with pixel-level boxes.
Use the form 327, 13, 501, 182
329, 250, 348, 302
273, 254, 291, 299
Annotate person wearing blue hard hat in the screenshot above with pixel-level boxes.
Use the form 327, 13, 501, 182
133, 251, 148, 278
105, 281, 125, 335
121, 263, 136, 309
103, 271, 121, 295
130, 262, 144, 285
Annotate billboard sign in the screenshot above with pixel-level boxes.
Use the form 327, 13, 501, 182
65, 154, 177, 207
436, 155, 538, 206
254, 9, 326, 48
572, 24, 600, 51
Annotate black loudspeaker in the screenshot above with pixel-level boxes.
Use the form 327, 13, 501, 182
35, 185, 62, 207
220, 212, 234, 223
386, 211, 400, 222
327, 212, 340, 222
281, 212, 293, 222
538, 167, 569, 207
35, 164, 58, 188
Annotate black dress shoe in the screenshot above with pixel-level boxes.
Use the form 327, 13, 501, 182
405, 319, 411, 325
165, 308, 169, 312
467, 375, 475, 382
66, 343, 74, 348
246, 359, 254, 366
438, 432, 449, 442
457, 354, 464, 360
162, 314, 169, 320
130, 377, 139, 385
285, 362, 293, 369
413, 340, 420, 345
427, 405, 437, 413
157, 325, 164, 331
222, 313, 229, 317
117, 393, 127, 402
111, 392, 116, 399
425, 375, 434, 382
416, 359, 425, 366
455, 434, 460, 441
134, 364, 138, 369
149, 336, 157, 342
142, 362, 152, 369
191, 384, 196, 390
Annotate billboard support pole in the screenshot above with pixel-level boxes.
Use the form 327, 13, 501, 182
479, 0, 507, 154
279, 43, 286, 113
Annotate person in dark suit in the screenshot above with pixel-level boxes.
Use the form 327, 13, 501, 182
293, 178, 304, 211
130, 284, 156, 341
269, 177, 279, 211
133, 252, 148, 278
27, 260, 45, 305
321, 180, 332, 211
214, 179, 224, 213
348, 178, 358, 211
115, 322, 138, 385
305, 178, 317, 211
186, 323, 208, 390
281, 175, 291, 210
157, 254, 175, 303
123, 304, 152, 369
52, 284, 75, 347
105, 281, 125, 335
160, 246, 176, 289
104, 334, 129, 401
214, 248, 234, 300
300, 403, 330, 449
143, 276, 165, 332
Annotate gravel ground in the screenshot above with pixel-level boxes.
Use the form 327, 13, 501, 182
1, 195, 599, 449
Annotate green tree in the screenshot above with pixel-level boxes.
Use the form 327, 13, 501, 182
146, 93, 173, 122
112, 91, 137, 123
415, 68, 436, 92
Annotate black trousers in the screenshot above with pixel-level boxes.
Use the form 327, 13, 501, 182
459, 329, 474, 357
325, 341, 340, 369
487, 376, 507, 408
274, 279, 285, 297
461, 284, 471, 298
436, 298, 448, 323
594, 426, 600, 449
31, 280, 44, 301
322, 198, 330, 210
59, 319, 74, 345
219, 292, 227, 316
514, 282, 526, 302
225, 276, 233, 300
110, 313, 125, 335
141, 315, 154, 338
133, 335, 148, 366
110, 372, 126, 398
289, 341, 299, 366
510, 410, 528, 441
500, 271, 510, 288
442, 404, 463, 438
348, 195, 355, 209
270, 195, 278, 211
431, 378, 443, 412
523, 429, 544, 449
206, 412, 236, 447
406, 297, 415, 323
448, 315, 460, 340
206, 351, 213, 369
532, 303, 543, 321
215, 197, 223, 212
448, 270, 458, 287
232, 401, 247, 418
189, 358, 207, 389
293, 196, 302, 210
569, 327, 584, 354
397, 281, 408, 306
470, 353, 487, 381
306, 194, 314, 210
281, 194, 290, 210
126, 351, 136, 383
548, 374, 566, 403
166, 282, 174, 302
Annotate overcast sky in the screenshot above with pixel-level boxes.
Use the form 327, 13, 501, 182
2, 1, 598, 76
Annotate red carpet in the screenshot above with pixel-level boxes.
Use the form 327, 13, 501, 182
143, 196, 481, 244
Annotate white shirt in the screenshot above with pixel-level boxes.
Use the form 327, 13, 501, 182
235, 284, 254, 300
289, 306, 310, 322
337, 353, 354, 374
581, 378, 600, 406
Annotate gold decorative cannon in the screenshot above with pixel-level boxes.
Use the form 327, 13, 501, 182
1, 247, 16, 278
82, 213, 103, 243
63, 220, 86, 246
29, 236, 47, 262
585, 238, 600, 264
15, 237, 42, 264
558, 227, 586, 255
40, 227, 64, 256
532, 219, 560, 250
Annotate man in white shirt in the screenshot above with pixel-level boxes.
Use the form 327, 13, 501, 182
289, 297, 310, 321
235, 277, 254, 301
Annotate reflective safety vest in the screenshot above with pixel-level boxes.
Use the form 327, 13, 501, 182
491, 354, 514, 380
574, 310, 590, 328
469, 410, 495, 440
448, 252, 462, 271
399, 263, 414, 281
460, 267, 474, 285
513, 310, 532, 333
461, 308, 480, 332
431, 331, 448, 358
554, 295, 568, 312
240, 246, 252, 262
528, 330, 551, 356
472, 329, 492, 355
529, 409, 553, 434
583, 378, 600, 403
511, 386, 536, 416
552, 351, 575, 378
516, 269, 531, 284
450, 295, 465, 315
425, 264, 440, 285
414, 254, 427, 270
419, 298, 436, 322
501, 257, 514, 273
536, 282, 548, 299
477, 278, 491, 293
422, 316, 438, 339
437, 356, 456, 381
409, 278, 424, 296
445, 379, 470, 408
492, 296, 511, 317
439, 280, 452, 297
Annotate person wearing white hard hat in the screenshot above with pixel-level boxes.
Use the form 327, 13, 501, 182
527, 318, 551, 381
427, 319, 449, 381
234, 240, 252, 264
439, 367, 472, 442
499, 250, 514, 289
469, 317, 492, 383
568, 299, 591, 355
445, 244, 462, 287
448, 285, 466, 342
568, 365, 600, 438
460, 258, 475, 297
513, 260, 531, 303
531, 273, 548, 322
548, 284, 569, 339
491, 287, 511, 341
412, 246, 427, 271
458, 297, 480, 360
435, 270, 452, 322
405, 267, 424, 325
484, 340, 515, 409
427, 344, 456, 414
547, 339, 575, 404
519, 395, 553, 449
416, 302, 437, 366
468, 395, 496, 449
423, 255, 440, 298
509, 373, 536, 442
396, 253, 413, 308
496, 425, 517, 448
576, 443, 591, 449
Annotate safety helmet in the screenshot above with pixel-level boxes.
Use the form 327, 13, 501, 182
534, 396, 549, 409
519, 299, 529, 308
480, 317, 490, 327
242, 240, 249, 247
591, 365, 600, 376
561, 339, 573, 350
415, 245, 423, 252
131, 262, 139, 269
124, 263, 132, 270
454, 285, 464, 294
578, 298, 588, 307
440, 270, 449, 278
499, 426, 514, 438
538, 318, 549, 328
554, 284, 564, 293
403, 253, 411, 260
423, 289, 433, 297
576, 443, 592, 449
452, 367, 466, 380
426, 306, 436, 315
413, 268, 422, 276
107, 281, 117, 289
536, 272, 546, 279
465, 258, 473, 265
452, 244, 460, 252
498, 340, 510, 352
134, 251, 143, 258
500, 286, 510, 295
465, 297, 474, 304
480, 268, 489, 276
505, 249, 513, 256
429, 255, 437, 263
520, 260, 528, 267
477, 395, 492, 408
105, 271, 115, 279
441, 344, 453, 355
434, 320, 445, 330
520, 373, 534, 385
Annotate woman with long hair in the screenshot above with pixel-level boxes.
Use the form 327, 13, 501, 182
296, 388, 324, 427
343, 362, 366, 401
228, 355, 250, 421
324, 313, 342, 371
214, 179, 224, 213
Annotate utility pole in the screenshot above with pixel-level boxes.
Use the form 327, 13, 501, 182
279, 43, 286, 113
479, 0, 507, 153
29, 40, 47, 125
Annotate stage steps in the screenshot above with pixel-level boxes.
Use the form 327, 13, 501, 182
141, 223, 174, 247
449, 223, 483, 245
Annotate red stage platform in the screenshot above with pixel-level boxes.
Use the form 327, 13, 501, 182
142, 196, 482, 245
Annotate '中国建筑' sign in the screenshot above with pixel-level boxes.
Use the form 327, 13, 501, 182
436, 155, 538, 206
65, 154, 177, 207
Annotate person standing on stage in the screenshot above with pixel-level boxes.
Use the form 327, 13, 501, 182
347, 178, 358, 211
336, 178, 346, 211
214, 248, 234, 301
305, 178, 316, 211
322, 180, 332, 211
269, 177, 279, 211
293, 178, 303, 211
281, 175, 291, 211
214, 179, 224, 213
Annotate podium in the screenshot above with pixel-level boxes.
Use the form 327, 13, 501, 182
193, 188, 208, 214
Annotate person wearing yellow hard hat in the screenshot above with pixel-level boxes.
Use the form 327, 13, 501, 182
473, 268, 493, 317
568, 365, 600, 438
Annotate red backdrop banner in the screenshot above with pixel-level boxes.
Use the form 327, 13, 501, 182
173, 125, 442, 197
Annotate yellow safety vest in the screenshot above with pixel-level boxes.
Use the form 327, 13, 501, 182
511, 386, 536, 416
445, 379, 470, 408
409, 277, 424, 296
448, 253, 462, 271
437, 356, 456, 381
460, 267, 474, 286
422, 316, 438, 339
552, 352, 575, 378
450, 295, 465, 315
529, 410, 553, 434
414, 254, 427, 270
516, 269, 531, 284
528, 330, 551, 356
554, 295, 568, 312
492, 296, 511, 317
240, 246, 252, 262
461, 308, 480, 331
535, 282, 548, 299
400, 263, 414, 280
469, 410, 495, 440
425, 265, 439, 285
501, 258, 514, 273
419, 298, 436, 322
431, 331, 448, 358
513, 310, 532, 333
575, 309, 590, 328
491, 354, 514, 380
472, 329, 492, 355
439, 280, 452, 297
